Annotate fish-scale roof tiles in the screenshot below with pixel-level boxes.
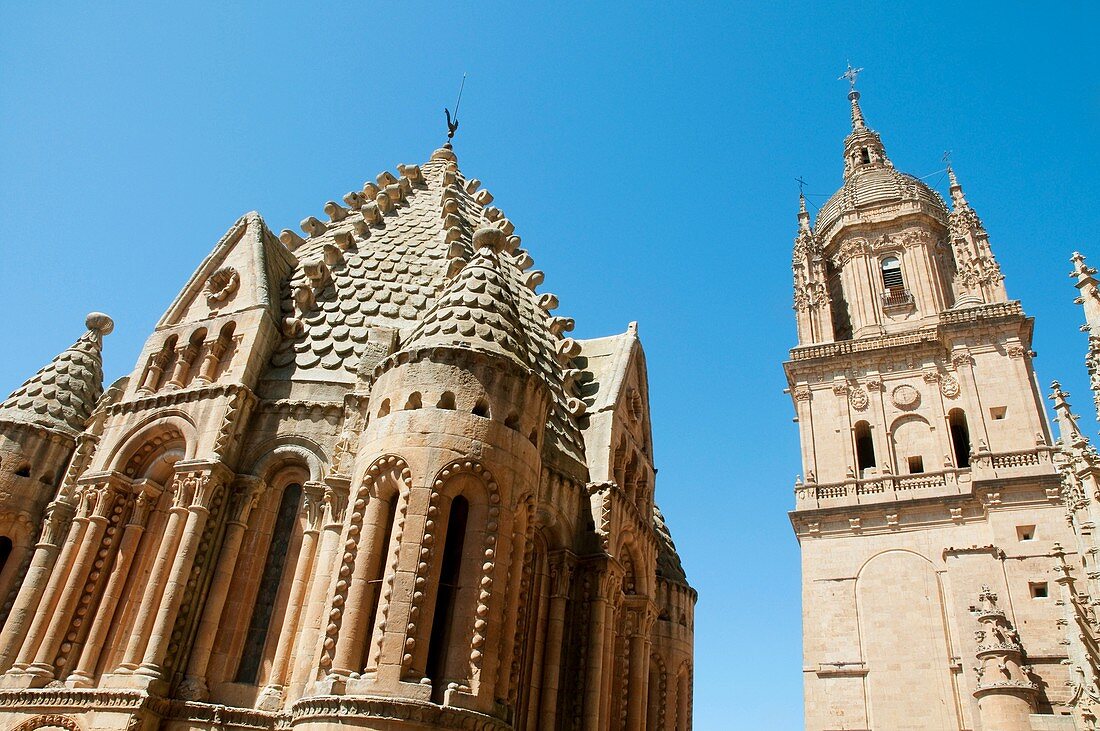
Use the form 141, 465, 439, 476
267, 145, 587, 462
0, 313, 112, 436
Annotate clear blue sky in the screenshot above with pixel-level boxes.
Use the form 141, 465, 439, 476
1, 3, 1097, 728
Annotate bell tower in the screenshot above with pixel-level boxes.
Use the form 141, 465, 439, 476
787, 73, 1075, 731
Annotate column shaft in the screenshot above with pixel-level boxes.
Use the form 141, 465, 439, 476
137, 503, 209, 676
330, 497, 387, 676
0, 512, 79, 670
119, 504, 186, 669
67, 516, 146, 685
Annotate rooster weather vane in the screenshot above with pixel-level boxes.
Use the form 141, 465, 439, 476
445, 72, 467, 142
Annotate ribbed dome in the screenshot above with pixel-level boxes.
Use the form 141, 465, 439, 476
815, 165, 948, 234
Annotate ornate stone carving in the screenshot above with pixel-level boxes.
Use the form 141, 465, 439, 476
204, 266, 240, 307
891, 384, 921, 410
940, 374, 960, 399
848, 387, 868, 411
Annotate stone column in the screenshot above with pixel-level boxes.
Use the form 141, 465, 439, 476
583, 567, 618, 730
0, 500, 76, 671
330, 491, 391, 677
26, 484, 116, 680
135, 470, 221, 679
177, 477, 262, 700
118, 479, 189, 671
67, 491, 154, 686
288, 481, 347, 698
257, 483, 323, 709
537, 551, 574, 729
624, 607, 652, 731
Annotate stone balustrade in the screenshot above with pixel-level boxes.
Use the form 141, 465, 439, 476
794, 446, 1058, 509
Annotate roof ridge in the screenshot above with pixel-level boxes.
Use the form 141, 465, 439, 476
0, 313, 113, 436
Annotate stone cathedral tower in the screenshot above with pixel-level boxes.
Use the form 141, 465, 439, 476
0, 141, 694, 730
786, 76, 1081, 730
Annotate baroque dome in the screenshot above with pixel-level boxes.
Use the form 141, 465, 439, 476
815, 164, 948, 234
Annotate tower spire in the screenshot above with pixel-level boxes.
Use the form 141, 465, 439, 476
948, 165, 968, 208
839, 63, 866, 130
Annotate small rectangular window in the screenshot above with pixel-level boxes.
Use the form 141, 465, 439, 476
907, 456, 924, 474
1017, 525, 1035, 541
1030, 582, 1048, 599
990, 406, 1007, 420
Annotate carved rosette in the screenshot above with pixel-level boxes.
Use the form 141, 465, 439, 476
204, 266, 240, 307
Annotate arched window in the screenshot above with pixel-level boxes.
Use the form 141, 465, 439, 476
362, 496, 399, 666
236, 483, 302, 684
949, 409, 971, 468
881, 257, 904, 293
855, 421, 876, 475
426, 495, 470, 701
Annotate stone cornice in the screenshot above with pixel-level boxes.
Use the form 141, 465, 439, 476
108, 382, 250, 417
787, 301, 1027, 364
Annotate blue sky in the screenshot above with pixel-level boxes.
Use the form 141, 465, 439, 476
1, 3, 1097, 728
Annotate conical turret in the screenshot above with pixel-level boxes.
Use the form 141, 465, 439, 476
0, 313, 113, 437
971, 585, 1038, 730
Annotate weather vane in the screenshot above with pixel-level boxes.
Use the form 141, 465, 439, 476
839, 62, 863, 91
942, 150, 952, 166
445, 72, 467, 142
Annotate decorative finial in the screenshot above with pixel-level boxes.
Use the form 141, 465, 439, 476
839, 62, 863, 92
946, 161, 967, 208
840, 63, 866, 129
444, 72, 467, 143
85, 312, 114, 337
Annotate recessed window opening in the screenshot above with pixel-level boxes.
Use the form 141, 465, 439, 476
907, 456, 925, 474
948, 409, 971, 468
1030, 582, 1049, 599
1017, 525, 1035, 541
881, 257, 904, 293
377, 399, 390, 418
860, 147, 871, 165
363, 496, 399, 665
14, 464, 30, 478
437, 392, 456, 410
426, 495, 470, 701
404, 392, 422, 410
0, 536, 12, 577
990, 406, 1007, 421
472, 398, 490, 418
236, 483, 302, 684
854, 421, 876, 475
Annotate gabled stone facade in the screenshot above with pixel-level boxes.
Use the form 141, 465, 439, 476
0, 142, 694, 730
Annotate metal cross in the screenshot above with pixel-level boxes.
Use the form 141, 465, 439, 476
796, 176, 807, 195
839, 62, 863, 90
942, 150, 952, 165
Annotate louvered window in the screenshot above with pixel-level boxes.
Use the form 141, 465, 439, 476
881, 257, 903, 291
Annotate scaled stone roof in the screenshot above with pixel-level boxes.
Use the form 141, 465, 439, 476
654, 505, 689, 585
403, 228, 534, 369
0, 313, 112, 437
266, 145, 586, 462
815, 166, 948, 234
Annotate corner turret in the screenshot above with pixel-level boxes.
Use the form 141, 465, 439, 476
970, 586, 1038, 729
0, 313, 112, 622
